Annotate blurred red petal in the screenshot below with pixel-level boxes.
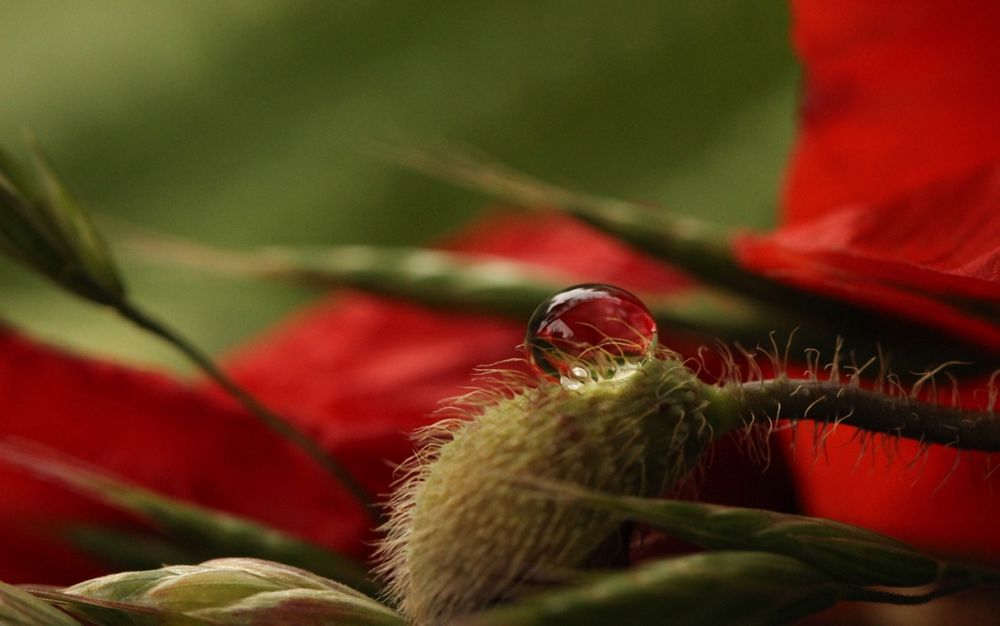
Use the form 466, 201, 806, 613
768, 1, 1000, 563
786, 0, 1000, 224
0, 326, 356, 585
750, 165, 1000, 299
735, 166, 1000, 352
740, 0, 1000, 351
781, 374, 1000, 560
220, 294, 525, 450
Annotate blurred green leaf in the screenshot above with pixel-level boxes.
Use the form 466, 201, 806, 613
386, 145, 996, 368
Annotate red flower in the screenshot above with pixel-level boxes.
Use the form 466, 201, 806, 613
784, 0, 1000, 225
737, 0, 1000, 349
735, 0, 1000, 559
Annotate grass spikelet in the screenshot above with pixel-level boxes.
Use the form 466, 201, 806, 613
376, 349, 717, 624
46, 558, 403, 625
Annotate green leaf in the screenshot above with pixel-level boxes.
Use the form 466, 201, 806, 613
0, 443, 374, 594
0, 581, 81, 626
534, 483, 985, 588
458, 551, 841, 626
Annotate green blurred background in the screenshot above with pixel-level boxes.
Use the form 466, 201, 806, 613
0, 1, 798, 373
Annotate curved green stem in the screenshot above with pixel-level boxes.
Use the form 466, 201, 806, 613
114, 300, 379, 522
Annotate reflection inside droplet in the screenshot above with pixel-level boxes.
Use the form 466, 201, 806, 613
525, 283, 658, 388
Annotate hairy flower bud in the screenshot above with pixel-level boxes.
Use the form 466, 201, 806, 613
377, 352, 718, 624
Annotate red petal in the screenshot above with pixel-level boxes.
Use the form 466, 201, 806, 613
737, 165, 1000, 351
743, 3, 1000, 346
756, 4, 1000, 548
786, 0, 1000, 224
0, 327, 360, 584
780, 375, 1000, 560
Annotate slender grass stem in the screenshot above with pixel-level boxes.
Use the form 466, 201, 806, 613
114, 300, 379, 522
384, 146, 999, 365
120, 228, 905, 365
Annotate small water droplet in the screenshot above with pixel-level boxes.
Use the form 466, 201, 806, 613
525, 284, 657, 386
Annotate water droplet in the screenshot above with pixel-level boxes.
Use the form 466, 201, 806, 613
525, 284, 657, 386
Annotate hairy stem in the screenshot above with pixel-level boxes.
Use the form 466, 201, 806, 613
728, 378, 1000, 452
114, 300, 378, 521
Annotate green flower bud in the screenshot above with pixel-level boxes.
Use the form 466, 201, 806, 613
378, 352, 720, 624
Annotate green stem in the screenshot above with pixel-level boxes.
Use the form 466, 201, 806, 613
114, 300, 379, 522
731, 378, 1000, 452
